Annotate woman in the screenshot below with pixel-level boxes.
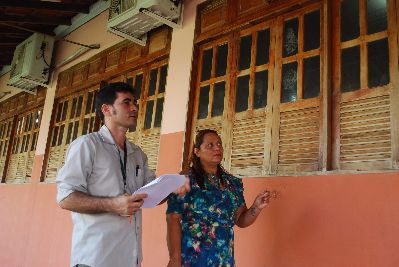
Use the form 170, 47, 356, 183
166, 129, 270, 267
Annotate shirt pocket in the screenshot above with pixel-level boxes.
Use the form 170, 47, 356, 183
136, 168, 145, 188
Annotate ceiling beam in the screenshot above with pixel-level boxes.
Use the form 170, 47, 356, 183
0, 21, 55, 37
0, 54, 14, 65
0, 49, 14, 53
0, 36, 26, 42
0, 14, 71, 25
0, 33, 28, 39
0, 27, 27, 34
0, 53, 14, 57
0, 43, 19, 47
0, 56, 13, 64
0, 25, 54, 35
0, 57, 13, 65
0, 1, 90, 13
0, 31, 29, 38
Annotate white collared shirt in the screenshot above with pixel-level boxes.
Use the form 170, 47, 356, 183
56, 125, 156, 267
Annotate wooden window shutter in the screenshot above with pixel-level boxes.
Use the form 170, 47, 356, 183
0, 118, 15, 182
332, 0, 399, 171
44, 87, 100, 182
229, 22, 275, 176
6, 109, 42, 183
190, 2, 329, 177
136, 61, 168, 171
271, 3, 326, 174
188, 0, 399, 175
126, 70, 145, 147
191, 37, 231, 169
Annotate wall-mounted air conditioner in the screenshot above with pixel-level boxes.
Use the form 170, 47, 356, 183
107, 0, 183, 46
7, 32, 54, 94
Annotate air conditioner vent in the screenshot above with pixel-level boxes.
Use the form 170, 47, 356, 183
107, 0, 182, 46
109, 0, 137, 19
7, 33, 54, 94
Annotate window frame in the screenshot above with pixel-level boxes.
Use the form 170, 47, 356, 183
42, 86, 100, 182
0, 118, 16, 182
6, 108, 43, 183
186, 0, 399, 176
331, 0, 399, 171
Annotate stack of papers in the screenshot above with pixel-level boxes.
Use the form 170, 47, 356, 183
133, 174, 186, 208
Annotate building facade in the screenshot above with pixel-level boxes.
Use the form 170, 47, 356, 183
1, 0, 399, 266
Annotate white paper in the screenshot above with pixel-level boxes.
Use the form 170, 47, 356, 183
133, 174, 186, 208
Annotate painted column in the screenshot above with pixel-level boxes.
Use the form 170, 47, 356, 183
157, 0, 204, 174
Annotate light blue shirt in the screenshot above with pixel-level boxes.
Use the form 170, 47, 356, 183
56, 125, 156, 267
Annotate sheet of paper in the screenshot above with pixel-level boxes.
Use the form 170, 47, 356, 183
133, 174, 186, 208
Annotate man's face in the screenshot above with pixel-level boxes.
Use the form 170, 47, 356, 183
107, 92, 138, 129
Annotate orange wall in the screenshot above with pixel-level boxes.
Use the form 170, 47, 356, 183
1, 0, 399, 266
1, 116, 399, 267
0, 183, 71, 266
236, 173, 399, 267
2, 167, 399, 266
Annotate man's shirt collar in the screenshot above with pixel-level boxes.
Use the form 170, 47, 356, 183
98, 125, 137, 154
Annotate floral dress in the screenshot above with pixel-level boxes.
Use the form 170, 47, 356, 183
167, 170, 246, 267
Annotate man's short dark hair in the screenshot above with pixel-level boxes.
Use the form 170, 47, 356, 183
95, 82, 135, 122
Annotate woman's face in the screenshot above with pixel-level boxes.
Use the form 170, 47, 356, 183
194, 132, 224, 167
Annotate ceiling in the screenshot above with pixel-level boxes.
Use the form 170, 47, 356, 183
0, 0, 99, 70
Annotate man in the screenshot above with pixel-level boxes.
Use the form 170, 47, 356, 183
56, 82, 187, 267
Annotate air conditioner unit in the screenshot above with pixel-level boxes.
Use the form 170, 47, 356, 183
7, 32, 54, 94
107, 0, 183, 46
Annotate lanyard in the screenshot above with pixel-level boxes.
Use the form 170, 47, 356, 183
117, 141, 127, 192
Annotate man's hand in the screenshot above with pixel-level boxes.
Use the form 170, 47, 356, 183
111, 193, 147, 216
173, 176, 190, 197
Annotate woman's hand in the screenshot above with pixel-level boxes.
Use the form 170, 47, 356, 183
235, 190, 273, 228
252, 190, 271, 211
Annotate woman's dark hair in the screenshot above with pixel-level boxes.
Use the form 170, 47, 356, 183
95, 82, 135, 122
190, 129, 225, 189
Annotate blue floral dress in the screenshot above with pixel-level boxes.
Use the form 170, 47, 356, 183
167, 170, 246, 267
